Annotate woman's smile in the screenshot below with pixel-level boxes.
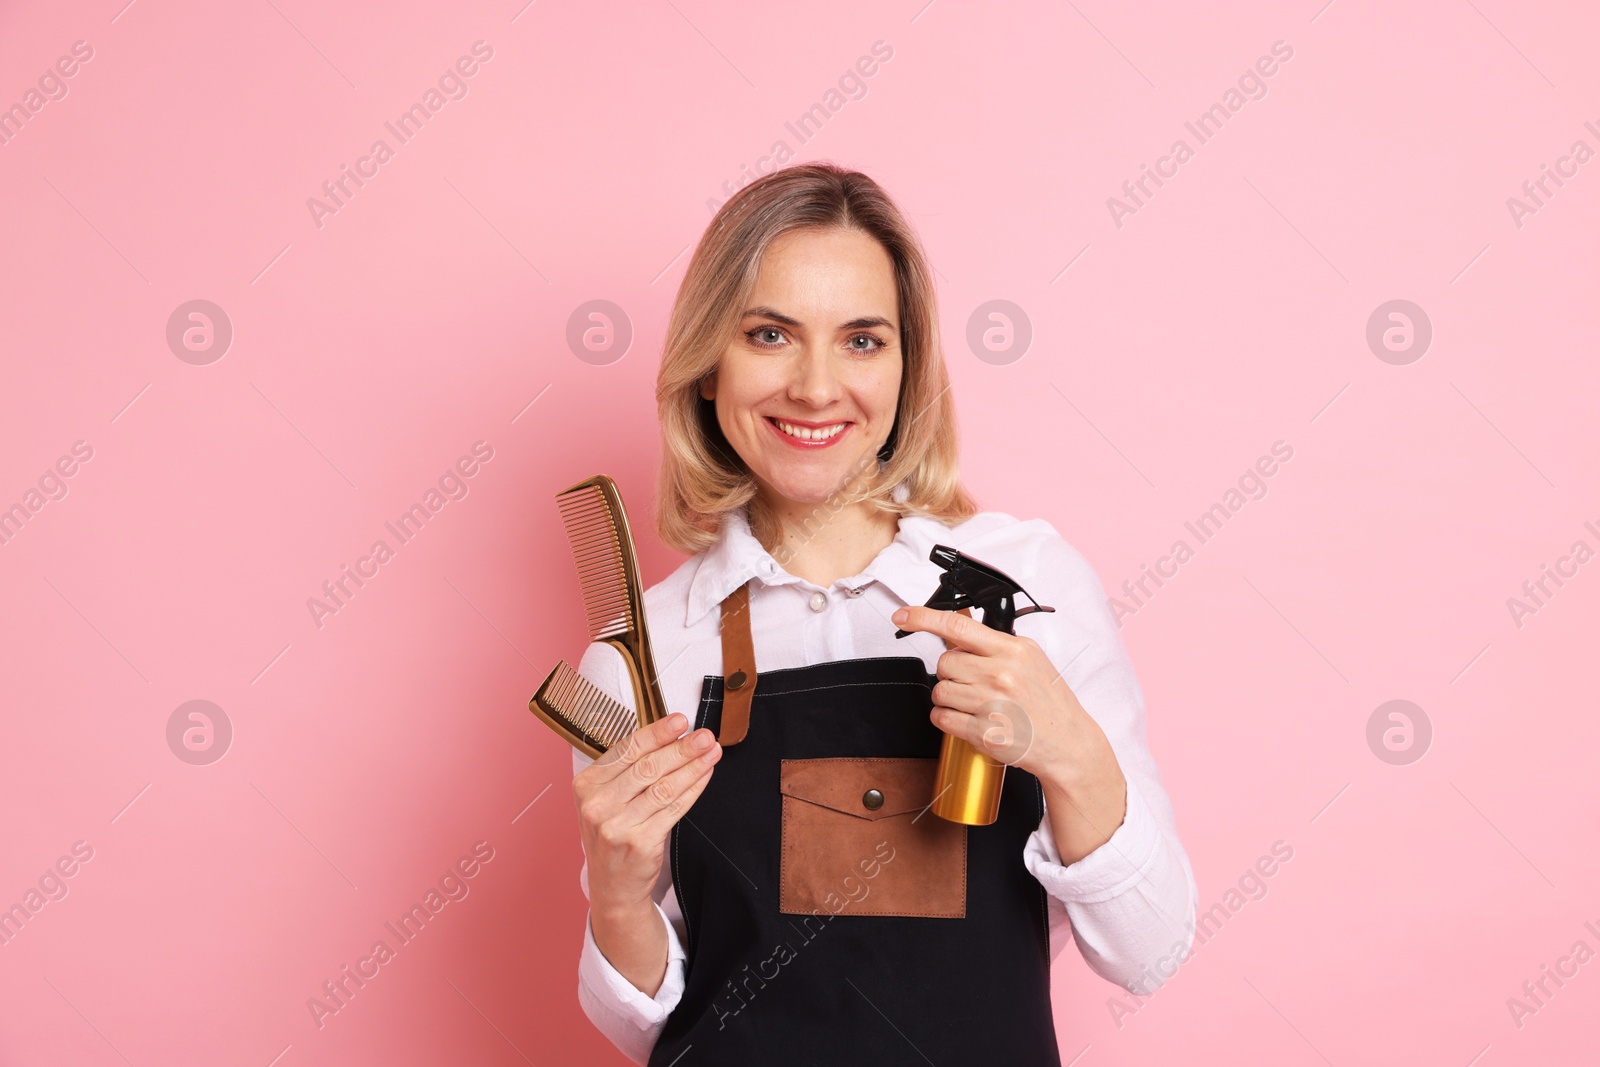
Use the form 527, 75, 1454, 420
765, 415, 853, 448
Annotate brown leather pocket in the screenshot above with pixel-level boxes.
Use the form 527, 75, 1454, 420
779, 757, 967, 918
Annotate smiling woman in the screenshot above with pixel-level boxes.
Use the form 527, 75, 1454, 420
655, 168, 973, 576
695, 226, 912, 563
564, 162, 1196, 1067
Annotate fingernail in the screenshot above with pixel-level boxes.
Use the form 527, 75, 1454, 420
691, 731, 712, 751
700, 743, 721, 762
892, 608, 908, 624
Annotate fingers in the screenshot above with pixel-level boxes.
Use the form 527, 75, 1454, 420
633, 744, 721, 840
935, 648, 984, 684
930, 704, 984, 749
931, 674, 984, 713
587, 712, 721, 810
588, 712, 692, 783
615, 722, 717, 804
892, 605, 1009, 655
931, 699, 1035, 766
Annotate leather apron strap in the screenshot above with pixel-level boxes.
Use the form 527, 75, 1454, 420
717, 580, 757, 745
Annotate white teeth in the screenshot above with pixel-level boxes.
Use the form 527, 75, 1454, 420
774, 419, 846, 441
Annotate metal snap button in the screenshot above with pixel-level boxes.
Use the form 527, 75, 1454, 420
808, 591, 827, 612
862, 788, 884, 811
726, 670, 747, 691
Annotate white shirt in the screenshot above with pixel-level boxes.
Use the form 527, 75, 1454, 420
571, 505, 1198, 1064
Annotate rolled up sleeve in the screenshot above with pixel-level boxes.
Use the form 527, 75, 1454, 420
576, 900, 688, 1062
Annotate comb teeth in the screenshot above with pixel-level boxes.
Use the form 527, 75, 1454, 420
533, 660, 638, 756
558, 485, 633, 640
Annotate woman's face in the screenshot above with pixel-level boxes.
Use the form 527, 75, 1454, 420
700, 226, 903, 510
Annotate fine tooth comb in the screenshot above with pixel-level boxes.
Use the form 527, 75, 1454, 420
529, 474, 669, 759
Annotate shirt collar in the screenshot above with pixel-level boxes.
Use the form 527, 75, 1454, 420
683, 504, 945, 626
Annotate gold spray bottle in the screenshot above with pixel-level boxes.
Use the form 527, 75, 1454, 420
895, 545, 1055, 826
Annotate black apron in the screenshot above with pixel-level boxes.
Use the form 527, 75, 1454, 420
645, 585, 1062, 1066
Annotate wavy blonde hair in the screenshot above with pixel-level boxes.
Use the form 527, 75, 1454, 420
656, 162, 977, 555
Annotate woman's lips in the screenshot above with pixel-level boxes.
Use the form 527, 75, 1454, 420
765, 416, 852, 449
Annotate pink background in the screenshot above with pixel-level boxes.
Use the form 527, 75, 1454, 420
2, 0, 1597, 1063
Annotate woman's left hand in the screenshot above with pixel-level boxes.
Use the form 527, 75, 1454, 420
891, 605, 1129, 865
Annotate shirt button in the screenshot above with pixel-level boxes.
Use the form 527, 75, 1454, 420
808, 591, 827, 613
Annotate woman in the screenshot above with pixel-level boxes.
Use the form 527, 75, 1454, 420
569, 162, 1196, 1065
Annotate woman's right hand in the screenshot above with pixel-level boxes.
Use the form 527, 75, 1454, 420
574, 711, 722, 916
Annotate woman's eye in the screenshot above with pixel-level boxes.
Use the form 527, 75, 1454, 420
748, 327, 786, 347
849, 334, 885, 352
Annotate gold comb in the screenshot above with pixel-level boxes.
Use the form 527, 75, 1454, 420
529, 474, 668, 758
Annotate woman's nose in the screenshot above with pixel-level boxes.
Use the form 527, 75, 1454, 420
787, 346, 842, 407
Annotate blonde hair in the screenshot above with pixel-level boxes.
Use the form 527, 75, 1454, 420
655, 161, 977, 555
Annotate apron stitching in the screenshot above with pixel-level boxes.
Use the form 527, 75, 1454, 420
718, 654, 929, 676
739, 679, 932, 699
1035, 775, 1050, 962
676, 685, 716, 956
